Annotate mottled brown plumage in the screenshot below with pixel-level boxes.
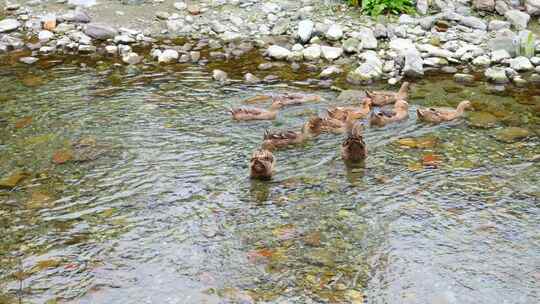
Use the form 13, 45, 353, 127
230, 101, 283, 121
250, 149, 275, 180
366, 82, 410, 106
327, 98, 372, 122
417, 100, 471, 123
369, 100, 409, 127
261, 117, 322, 150
341, 122, 367, 162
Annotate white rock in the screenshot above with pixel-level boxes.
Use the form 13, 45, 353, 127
530, 57, 540, 65
174, 2, 187, 10
19, 57, 39, 64
122, 52, 141, 65
221, 31, 243, 43
417, 44, 455, 58
105, 45, 118, 55
505, 10, 530, 30
158, 49, 179, 63
38, 30, 54, 43
292, 44, 304, 52
0, 19, 21, 33
261, 3, 281, 14
403, 48, 424, 77
321, 46, 343, 60
355, 28, 377, 49
212, 69, 228, 81
525, 0, 540, 16
347, 51, 383, 83
509, 56, 534, 71
298, 20, 314, 43
472, 55, 491, 66
267, 45, 291, 60
326, 24, 343, 41
319, 66, 342, 78
302, 44, 321, 61
491, 49, 511, 63
485, 67, 509, 83
389, 38, 415, 53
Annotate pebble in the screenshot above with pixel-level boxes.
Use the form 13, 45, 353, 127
212, 69, 228, 82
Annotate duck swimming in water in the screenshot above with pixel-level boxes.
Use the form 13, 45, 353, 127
366, 82, 410, 106
369, 99, 409, 127
250, 149, 275, 180
230, 100, 284, 121
341, 122, 367, 162
416, 100, 472, 123
261, 117, 322, 150
327, 98, 372, 121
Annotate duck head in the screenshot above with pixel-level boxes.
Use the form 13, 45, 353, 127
250, 149, 274, 180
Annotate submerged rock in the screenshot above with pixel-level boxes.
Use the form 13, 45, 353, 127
485, 67, 509, 83
347, 51, 382, 83
267, 45, 291, 60
84, 23, 117, 40
509, 56, 534, 71
321, 46, 342, 61
468, 112, 498, 128
0, 171, 28, 189
495, 127, 530, 142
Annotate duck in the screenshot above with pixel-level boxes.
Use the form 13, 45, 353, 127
341, 122, 367, 162
366, 82, 410, 106
276, 93, 322, 106
230, 100, 283, 121
250, 148, 275, 180
320, 112, 357, 134
369, 99, 409, 127
416, 100, 472, 123
261, 117, 322, 150
327, 98, 372, 121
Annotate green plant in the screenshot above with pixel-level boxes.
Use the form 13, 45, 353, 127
347, 0, 415, 16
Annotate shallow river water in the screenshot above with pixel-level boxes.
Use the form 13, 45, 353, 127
0, 52, 539, 304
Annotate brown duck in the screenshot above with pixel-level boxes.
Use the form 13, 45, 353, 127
261, 117, 322, 150
341, 122, 367, 162
327, 98, 372, 121
369, 100, 409, 127
366, 82, 410, 106
320, 112, 357, 134
250, 149, 275, 180
230, 101, 283, 121
416, 100, 472, 123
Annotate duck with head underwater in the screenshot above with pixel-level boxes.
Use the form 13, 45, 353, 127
369, 99, 410, 127
416, 100, 472, 123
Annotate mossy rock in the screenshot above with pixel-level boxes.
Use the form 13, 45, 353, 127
495, 127, 530, 143
468, 112, 498, 128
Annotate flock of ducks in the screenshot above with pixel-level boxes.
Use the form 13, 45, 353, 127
229, 82, 472, 180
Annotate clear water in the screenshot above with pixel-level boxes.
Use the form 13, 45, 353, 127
0, 53, 539, 304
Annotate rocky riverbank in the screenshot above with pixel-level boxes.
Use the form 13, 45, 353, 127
1, 0, 540, 89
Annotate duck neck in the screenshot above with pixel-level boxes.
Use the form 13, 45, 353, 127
398, 83, 409, 96
456, 102, 468, 117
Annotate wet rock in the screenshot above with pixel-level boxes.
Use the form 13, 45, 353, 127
244, 73, 260, 84
321, 46, 342, 61
525, 0, 540, 16
105, 45, 118, 55
488, 29, 517, 55
531, 57, 540, 65
0, 19, 21, 33
460, 16, 487, 30
491, 49, 511, 63
473, 0, 495, 11
403, 48, 424, 77
122, 52, 141, 65
343, 38, 360, 53
37, 30, 54, 43
221, 31, 244, 43
509, 56, 533, 71
53, 149, 73, 164
495, 127, 530, 142
258, 62, 273, 70
454, 73, 475, 84
287, 50, 303, 61
212, 69, 227, 82
326, 24, 343, 41
355, 28, 377, 49
337, 90, 366, 102
271, 19, 290, 36
319, 66, 342, 78
114, 34, 135, 44
267, 45, 291, 60
505, 10, 530, 30
468, 112, 498, 128
485, 67, 509, 83
158, 49, 179, 63
302, 44, 321, 61
84, 23, 117, 40
373, 23, 387, 38
347, 51, 382, 83
78, 44, 96, 53
298, 20, 314, 43
472, 55, 491, 66
0, 171, 28, 189
417, 44, 455, 59
19, 57, 39, 65
488, 20, 510, 31
263, 75, 279, 83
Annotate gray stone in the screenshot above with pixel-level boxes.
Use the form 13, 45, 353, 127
298, 20, 314, 43
473, 0, 495, 11
343, 38, 360, 53
326, 24, 343, 41
355, 28, 377, 50
19, 57, 39, 64
158, 49, 179, 63
210, 21, 227, 33
347, 51, 383, 83
114, 34, 135, 44
221, 31, 243, 43
423, 57, 448, 67
485, 67, 509, 83
530, 57, 540, 65
272, 19, 290, 36
472, 55, 491, 66
319, 66, 342, 78
122, 52, 141, 64
525, 0, 540, 16
460, 16, 487, 30
244, 73, 260, 83
491, 49, 511, 62
78, 44, 96, 53
174, 2, 187, 10
509, 56, 534, 71
403, 48, 424, 77
373, 23, 387, 38
488, 20, 510, 31
321, 46, 343, 61
105, 45, 118, 54
418, 44, 455, 58
287, 50, 303, 62
302, 44, 321, 60
505, 10, 530, 30
487, 29, 518, 55
38, 30, 54, 43
0, 19, 21, 33
267, 45, 291, 60
389, 38, 415, 52
419, 16, 437, 30
417, 0, 429, 15
212, 69, 228, 82
399, 14, 416, 25
454, 73, 475, 83
84, 23, 117, 40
